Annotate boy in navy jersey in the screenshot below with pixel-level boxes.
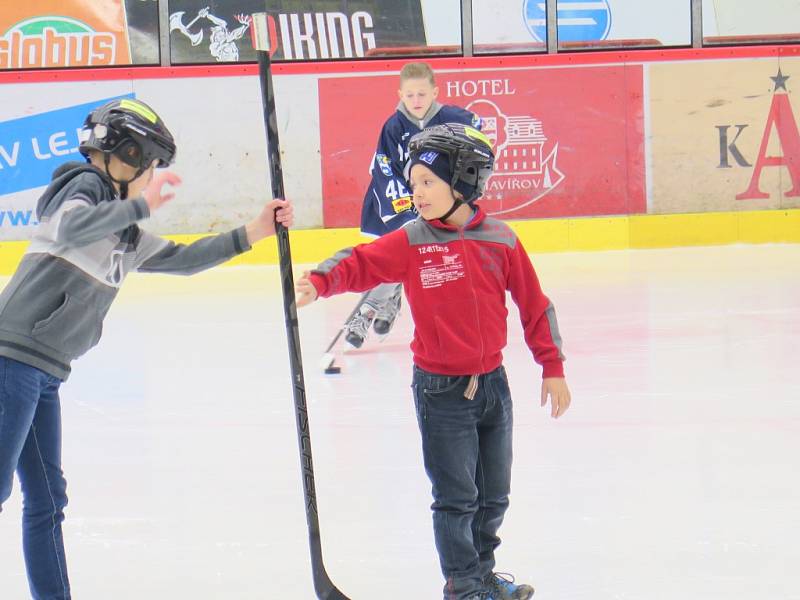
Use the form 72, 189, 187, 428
344, 62, 481, 349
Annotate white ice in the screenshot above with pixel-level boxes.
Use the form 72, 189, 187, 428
1, 244, 799, 599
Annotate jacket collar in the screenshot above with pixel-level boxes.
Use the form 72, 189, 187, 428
427, 205, 486, 231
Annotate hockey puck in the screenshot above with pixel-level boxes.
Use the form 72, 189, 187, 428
324, 366, 342, 374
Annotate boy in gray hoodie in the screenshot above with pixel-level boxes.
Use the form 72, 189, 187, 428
0, 98, 292, 599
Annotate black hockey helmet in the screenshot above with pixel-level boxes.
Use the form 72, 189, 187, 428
79, 98, 176, 171
404, 122, 494, 204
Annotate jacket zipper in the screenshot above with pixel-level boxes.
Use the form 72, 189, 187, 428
460, 227, 485, 372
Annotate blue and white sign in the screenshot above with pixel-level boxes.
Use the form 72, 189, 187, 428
0, 94, 133, 197
524, 0, 612, 43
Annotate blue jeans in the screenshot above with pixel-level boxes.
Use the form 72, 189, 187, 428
412, 365, 513, 600
0, 357, 70, 600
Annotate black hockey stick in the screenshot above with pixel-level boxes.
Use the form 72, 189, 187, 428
320, 292, 369, 374
252, 13, 350, 600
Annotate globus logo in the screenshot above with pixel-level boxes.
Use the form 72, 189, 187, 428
0, 16, 118, 69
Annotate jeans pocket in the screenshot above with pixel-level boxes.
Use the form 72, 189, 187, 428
422, 374, 466, 396
411, 383, 426, 425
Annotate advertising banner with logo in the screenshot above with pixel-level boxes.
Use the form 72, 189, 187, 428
0, 1, 134, 69
649, 57, 800, 213
168, 0, 426, 64
472, 0, 690, 50
319, 65, 645, 227
0, 73, 272, 241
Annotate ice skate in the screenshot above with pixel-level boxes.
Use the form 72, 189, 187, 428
344, 303, 377, 349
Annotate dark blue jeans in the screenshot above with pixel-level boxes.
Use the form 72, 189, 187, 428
0, 357, 70, 600
412, 365, 513, 600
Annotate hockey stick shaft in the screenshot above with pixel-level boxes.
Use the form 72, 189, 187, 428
255, 29, 350, 600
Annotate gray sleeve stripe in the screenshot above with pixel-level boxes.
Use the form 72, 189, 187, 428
313, 247, 354, 274
545, 302, 566, 361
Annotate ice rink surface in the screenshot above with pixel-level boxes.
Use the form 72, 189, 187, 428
1, 244, 798, 599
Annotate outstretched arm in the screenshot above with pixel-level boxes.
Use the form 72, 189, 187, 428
295, 231, 409, 306
136, 197, 293, 275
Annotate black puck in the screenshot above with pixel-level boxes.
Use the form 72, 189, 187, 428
324, 366, 342, 374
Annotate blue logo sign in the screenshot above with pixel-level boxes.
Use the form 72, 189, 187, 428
419, 151, 439, 165
523, 0, 612, 43
0, 94, 133, 197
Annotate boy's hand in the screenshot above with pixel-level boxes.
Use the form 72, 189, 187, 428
541, 377, 571, 419
143, 171, 181, 211
295, 271, 319, 307
245, 198, 293, 244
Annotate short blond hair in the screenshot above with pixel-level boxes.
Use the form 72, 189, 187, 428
400, 62, 435, 86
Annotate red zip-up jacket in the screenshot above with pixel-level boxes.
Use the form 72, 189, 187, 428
309, 207, 565, 378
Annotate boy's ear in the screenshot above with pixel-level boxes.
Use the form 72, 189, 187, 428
397, 88, 403, 100
432, 86, 439, 99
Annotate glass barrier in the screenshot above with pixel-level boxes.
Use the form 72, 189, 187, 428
471, 0, 691, 54
546, 0, 691, 50
4, 0, 798, 71
703, 0, 800, 45
0, 0, 159, 70
472, 0, 547, 54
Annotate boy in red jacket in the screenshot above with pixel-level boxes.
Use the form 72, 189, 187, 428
296, 123, 570, 600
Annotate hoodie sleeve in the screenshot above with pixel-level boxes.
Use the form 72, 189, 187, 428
55, 197, 150, 247
40, 172, 149, 248
134, 227, 251, 275
507, 239, 565, 378
309, 229, 410, 297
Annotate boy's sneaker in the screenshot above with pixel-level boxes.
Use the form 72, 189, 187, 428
485, 572, 534, 600
373, 289, 402, 336
344, 304, 377, 349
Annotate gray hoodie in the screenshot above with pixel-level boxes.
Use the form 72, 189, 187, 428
0, 162, 250, 380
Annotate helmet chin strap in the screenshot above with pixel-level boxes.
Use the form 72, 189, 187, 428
437, 192, 463, 223
103, 152, 147, 200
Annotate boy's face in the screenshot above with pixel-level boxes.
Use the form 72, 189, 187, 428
398, 77, 438, 119
410, 163, 455, 220
125, 161, 156, 199
99, 153, 157, 198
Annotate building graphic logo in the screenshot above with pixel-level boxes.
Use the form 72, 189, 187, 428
466, 99, 565, 215
524, 0, 612, 43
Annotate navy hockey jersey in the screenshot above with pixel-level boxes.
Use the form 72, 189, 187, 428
360, 101, 480, 237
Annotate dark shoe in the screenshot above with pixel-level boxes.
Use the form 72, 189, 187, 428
485, 572, 534, 600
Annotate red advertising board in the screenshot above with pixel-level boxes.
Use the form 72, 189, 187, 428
319, 64, 645, 227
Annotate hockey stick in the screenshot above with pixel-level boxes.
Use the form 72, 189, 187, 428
320, 292, 369, 374
252, 13, 350, 600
